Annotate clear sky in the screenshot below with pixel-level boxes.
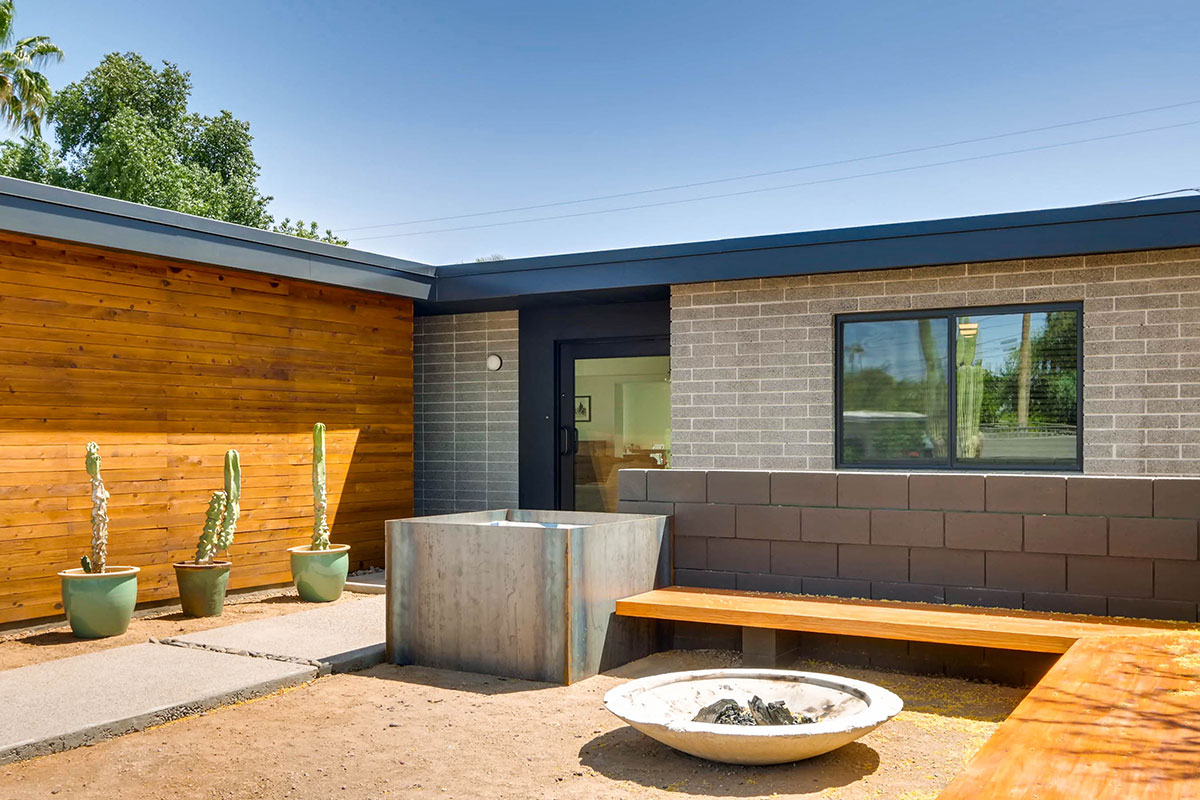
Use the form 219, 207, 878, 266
13, 1, 1200, 265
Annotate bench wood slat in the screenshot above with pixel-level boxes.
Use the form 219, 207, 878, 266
615, 586, 1185, 653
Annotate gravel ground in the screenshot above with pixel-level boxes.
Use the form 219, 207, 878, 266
0, 649, 1025, 800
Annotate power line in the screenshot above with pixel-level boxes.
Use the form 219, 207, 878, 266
354, 119, 1200, 241
337, 99, 1200, 233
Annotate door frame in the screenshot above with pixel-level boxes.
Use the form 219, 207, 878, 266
556, 336, 670, 510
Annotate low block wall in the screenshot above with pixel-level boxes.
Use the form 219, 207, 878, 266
618, 469, 1200, 623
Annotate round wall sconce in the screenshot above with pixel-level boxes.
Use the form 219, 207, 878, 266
485, 353, 503, 371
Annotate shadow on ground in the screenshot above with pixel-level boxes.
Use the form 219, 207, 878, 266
579, 727, 880, 797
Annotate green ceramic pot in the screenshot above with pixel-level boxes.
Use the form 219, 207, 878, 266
58, 566, 140, 638
289, 544, 350, 602
174, 561, 232, 617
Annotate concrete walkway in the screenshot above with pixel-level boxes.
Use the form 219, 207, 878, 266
0, 595, 386, 765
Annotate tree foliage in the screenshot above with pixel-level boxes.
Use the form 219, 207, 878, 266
0, 50, 345, 244
0, 0, 62, 136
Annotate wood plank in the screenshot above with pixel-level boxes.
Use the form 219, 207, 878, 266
937, 632, 1200, 799
616, 587, 1190, 653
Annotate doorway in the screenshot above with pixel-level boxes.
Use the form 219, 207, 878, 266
557, 337, 670, 511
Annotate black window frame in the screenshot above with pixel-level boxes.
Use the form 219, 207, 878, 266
834, 301, 1084, 472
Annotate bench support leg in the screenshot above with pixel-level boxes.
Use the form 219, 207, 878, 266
741, 627, 800, 668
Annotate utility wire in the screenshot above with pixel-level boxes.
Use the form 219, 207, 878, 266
338, 99, 1200, 233
354, 119, 1200, 241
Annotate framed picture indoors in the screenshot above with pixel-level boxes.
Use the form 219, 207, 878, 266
574, 396, 591, 422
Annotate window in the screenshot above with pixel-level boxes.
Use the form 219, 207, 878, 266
836, 303, 1081, 470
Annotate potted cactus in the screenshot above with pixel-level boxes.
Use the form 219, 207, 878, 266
288, 423, 350, 601
173, 450, 241, 617
57, 443, 140, 638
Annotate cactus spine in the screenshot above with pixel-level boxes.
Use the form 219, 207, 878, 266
195, 490, 229, 564
215, 450, 241, 552
311, 422, 331, 550
83, 442, 109, 573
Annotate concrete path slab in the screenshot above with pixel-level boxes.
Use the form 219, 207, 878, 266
164, 595, 386, 674
0, 642, 316, 765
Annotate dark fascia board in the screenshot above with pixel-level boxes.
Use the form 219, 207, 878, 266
431, 196, 1200, 306
0, 176, 435, 299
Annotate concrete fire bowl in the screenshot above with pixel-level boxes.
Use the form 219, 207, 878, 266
603, 668, 903, 765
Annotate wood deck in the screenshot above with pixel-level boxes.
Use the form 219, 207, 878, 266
615, 586, 1200, 799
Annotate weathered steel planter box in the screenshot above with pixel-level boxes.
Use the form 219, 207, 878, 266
385, 509, 670, 683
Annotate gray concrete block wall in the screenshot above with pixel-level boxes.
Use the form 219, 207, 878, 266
414, 312, 518, 515
669, 246, 1200, 475
618, 468, 1200, 622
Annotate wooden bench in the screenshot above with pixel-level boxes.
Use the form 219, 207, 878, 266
616, 586, 1200, 799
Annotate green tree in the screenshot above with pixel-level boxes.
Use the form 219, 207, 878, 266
0, 0, 62, 136
1, 51, 343, 244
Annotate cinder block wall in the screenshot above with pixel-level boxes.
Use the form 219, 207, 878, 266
669, 247, 1200, 475
413, 311, 519, 514
618, 469, 1200, 622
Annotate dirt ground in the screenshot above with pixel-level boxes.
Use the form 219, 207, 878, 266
0, 587, 362, 671
0, 649, 1025, 800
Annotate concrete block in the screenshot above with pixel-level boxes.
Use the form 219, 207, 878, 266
1154, 478, 1200, 519
669, 500, 735, 539
909, 474, 985, 511
910, 548, 985, 587
870, 581, 945, 604
986, 475, 1066, 514
1108, 596, 1197, 622
1023, 591, 1108, 616
708, 538, 770, 574
618, 469, 648, 501
0, 643, 315, 765
801, 576, 871, 599
648, 470, 708, 502
1109, 517, 1198, 561
770, 541, 838, 578
771, 471, 837, 507
1024, 514, 1107, 555
674, 535, 708, 570
1154, 559, 1200, 603
801, 507, 869, 544
736, 504, 801, 540
1067, 476, 1153, 517
985, 552, 1066, 593
708, 470, 771, 505
838, 473, 908, 509
675, 568, 738, 590
736, 573, 805, 594
837, 544, 909, 582
945, 512, 1023, 551
870, 509, 944, 547
1067, 555, 1153, 599
945, 586, 1023, 610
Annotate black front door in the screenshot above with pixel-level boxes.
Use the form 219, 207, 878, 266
556, 336, 670, 511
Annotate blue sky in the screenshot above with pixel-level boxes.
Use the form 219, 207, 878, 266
13, 1, 1200, 264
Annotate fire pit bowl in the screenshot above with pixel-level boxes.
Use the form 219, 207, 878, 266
603, 668, 903, 765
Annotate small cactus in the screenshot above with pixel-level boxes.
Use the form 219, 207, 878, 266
195, 490, 229, 564
215, 450, 241, 552
83, 442, 109, 573
311, 422, 331, 550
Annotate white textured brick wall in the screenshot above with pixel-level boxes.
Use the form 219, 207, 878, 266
414, 311, 519, 514
670, 247, 1200, 475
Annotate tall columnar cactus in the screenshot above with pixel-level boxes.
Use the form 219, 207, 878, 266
81, 442, 109, 573
215, 450, 241, 552
312, 422, 331, 550
195, 490, 229, 564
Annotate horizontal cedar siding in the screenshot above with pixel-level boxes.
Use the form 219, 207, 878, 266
0, 231, 414, 626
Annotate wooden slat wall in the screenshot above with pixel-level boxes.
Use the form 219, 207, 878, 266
0, 231, 414, 626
